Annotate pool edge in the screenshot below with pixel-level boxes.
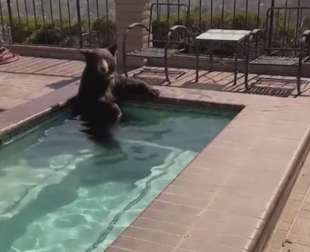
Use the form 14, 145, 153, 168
1, 84, 310, 252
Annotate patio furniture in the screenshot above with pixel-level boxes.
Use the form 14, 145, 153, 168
195, 29, 252, 89
251, 7, 310, 95
122, 1, 192, 83
0, 47, 18, 65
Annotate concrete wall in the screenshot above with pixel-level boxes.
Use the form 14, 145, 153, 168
114, 0, 151, 70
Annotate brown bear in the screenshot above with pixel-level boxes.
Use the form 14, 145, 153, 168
69, 45, 159, 130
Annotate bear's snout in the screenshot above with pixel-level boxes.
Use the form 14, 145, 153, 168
97, 59, 110, 75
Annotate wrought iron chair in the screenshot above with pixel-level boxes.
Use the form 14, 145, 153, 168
251, 7, 310, 95
122, 1, 192, 83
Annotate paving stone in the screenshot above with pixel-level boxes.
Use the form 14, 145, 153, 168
105, 246, 131, 252
132, 216, 189, 235
111, 236, 175, 252
122, 226, 182, 247
156, 191, 213, 209
289, 210, 310, 246
266, 229, 288, 251
284, 242, 310, 252
179, 236, 247, 252
0, 58, 80, 111
139, 208, 196, 227
0, 96, 29, 110
264, 148, 310, 252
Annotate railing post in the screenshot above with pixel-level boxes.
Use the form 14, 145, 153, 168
115, 0, 151, 71
268, 0, 276, 51
76, 0, 83, 48
6, 0, 14, 43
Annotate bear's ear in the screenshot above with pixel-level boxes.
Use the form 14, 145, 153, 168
107, 44, 117, 56
80, 49, 93, 57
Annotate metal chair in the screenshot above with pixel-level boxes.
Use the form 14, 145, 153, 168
122, 1, 192, 83
250, 7, 310, 95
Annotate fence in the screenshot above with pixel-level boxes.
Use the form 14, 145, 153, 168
0, 0, 309, 48
0, 0, 115, 47
149, 0, 310, 53
151, 0, 310, 30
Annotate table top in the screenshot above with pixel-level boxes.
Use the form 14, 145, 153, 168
196, 29, 252, 42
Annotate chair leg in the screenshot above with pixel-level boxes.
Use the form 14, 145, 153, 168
297, 65, 302, 96
164, 47, 170, 83
234, 52, 238, 86
123, 57, 128, 78
195, 40, 200, 83
297, 55, 303, 96
165, 64, 170, 83
296, 39, 305, 96
122, 34, 128, 77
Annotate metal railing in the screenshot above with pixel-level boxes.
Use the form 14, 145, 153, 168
148, 0, 310, 53
265, 6, 310, 53
151, 0, 310, 30
0, 0, 309, 48
0, 0, 115, 47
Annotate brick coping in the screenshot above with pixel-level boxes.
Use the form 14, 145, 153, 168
1, 81, 310, 252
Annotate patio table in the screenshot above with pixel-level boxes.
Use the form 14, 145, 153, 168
195, 29, 252, 89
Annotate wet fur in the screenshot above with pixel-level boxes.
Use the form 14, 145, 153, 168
69, 45, 159, 141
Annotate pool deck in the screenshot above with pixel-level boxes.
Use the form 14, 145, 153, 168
1, 57, 310, 252
264, 143, 310, 252
0, 56, 83, 111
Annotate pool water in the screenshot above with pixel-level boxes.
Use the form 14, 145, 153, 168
0, 103, 236, 252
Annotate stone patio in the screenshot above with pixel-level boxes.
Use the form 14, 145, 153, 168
130, 67, 310, 98
264, 142, 310, 252
1, 57, 310, 113
0, 56, 83, 111
1, 57, 310, 252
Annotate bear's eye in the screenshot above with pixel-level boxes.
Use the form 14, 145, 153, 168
98, 59, 109, 74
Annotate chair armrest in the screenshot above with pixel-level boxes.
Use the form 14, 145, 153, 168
250, 29, 264, 57
168, 25, 191, 40
122, 22, 150, 77
299, 30, 310, 45
123, 22, 150, 54
127, 22, 150, 33
81, 30, 97, 37
303, 30, 310, 38
250, 29, 263, 39
301, 30, 310, 56
166, 25, 192, 53
169, 25, 189, 33
251, 29, 263, 35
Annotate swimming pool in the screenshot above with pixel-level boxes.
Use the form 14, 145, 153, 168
0, 103, 237, 252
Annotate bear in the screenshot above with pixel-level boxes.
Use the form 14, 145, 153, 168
70, 45, 120, 123
68, 44, 159, 140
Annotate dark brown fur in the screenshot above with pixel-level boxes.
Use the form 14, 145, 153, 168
69, 45, 159, 130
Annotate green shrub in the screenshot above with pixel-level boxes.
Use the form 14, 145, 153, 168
26, 24, 65, 45
92, 18, 116, 47
11, 19, 37, 43
26, 22, 83, 47
6, 16, 116, 48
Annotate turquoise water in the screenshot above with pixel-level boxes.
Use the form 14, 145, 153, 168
0, 103, 236, 252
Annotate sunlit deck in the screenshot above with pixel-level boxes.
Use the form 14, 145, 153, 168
1, 56, 310, 113
0, 56, 83, 111
130, 66, 310, 98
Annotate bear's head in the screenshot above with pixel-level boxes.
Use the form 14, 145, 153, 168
80, 44, 117, 78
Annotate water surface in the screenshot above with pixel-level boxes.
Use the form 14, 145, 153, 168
0, 103, 236, 252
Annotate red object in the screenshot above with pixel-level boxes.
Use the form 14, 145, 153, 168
0, 47, 19, 65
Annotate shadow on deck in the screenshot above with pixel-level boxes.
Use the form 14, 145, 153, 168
1, 56, 310, 113
131, 67, 310, 98
0, 56, 83, 111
